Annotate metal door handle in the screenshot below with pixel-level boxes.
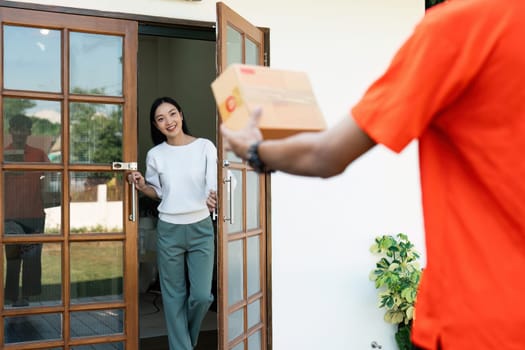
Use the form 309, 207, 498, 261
129, 182, 136, 222
112, 162, 138, 222
224, 175, 234, 224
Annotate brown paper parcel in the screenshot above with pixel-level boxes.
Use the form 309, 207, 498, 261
211, 64, 326, 139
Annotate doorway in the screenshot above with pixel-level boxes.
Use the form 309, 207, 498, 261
136, 24, 218, 350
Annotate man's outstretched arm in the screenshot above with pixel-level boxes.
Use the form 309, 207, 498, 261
221, 110, 376, 178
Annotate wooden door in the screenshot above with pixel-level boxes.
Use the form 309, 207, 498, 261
216, 3, 270, 350
0, 7, 138, 349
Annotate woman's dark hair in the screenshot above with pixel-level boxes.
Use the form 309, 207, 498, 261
149, 96, 191, 145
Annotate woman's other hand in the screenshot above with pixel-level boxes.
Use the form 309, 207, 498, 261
206, 190, 217, 212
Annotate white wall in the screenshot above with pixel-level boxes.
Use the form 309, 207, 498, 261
12, 1, 426, 349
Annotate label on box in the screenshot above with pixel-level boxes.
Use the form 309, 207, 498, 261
219, 87, 243, 121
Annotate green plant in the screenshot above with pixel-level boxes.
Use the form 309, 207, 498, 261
426, 0, 446, 9
369, 233, 422, 350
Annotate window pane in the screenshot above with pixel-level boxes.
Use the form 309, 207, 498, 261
247, 235, 261, 296
248, 330, 262, 350
69, 32, 123, 96
246, 171, 260, 230
226, 26, 242, 66
4, 170, 62, 235
4, 313, 62, 344
69, 172, 123, 234
228, 240, 244, 306
228, 308, 244, 341
4, 242, 62, 308
226, 169, 243, 234
43, 171, 62, 234
3, 25, 61, 92
3, 98, 62, 163
70, 241, 123, 304
245, 38, 259, 65
247, 299, 261, 329
71, 309, 124, 337
69, 103, 123, 164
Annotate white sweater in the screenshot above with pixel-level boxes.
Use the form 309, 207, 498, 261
145, 138, 217, 224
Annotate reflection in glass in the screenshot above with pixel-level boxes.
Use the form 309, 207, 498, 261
69, 103, 123, 164
72, 343, 124, 350
228, 308, 244, 341
4, 243, 62, 308
42, 172, 63, 234
71, 309, 124, 337
69, 172, 123, 234
226, 26, 242, 66
228, 240, 244, 306
3, 25, 61, 92
246, 171, 260, 230
247, 236, 261, 297
226, 169, 243, 234
246, 38, 259, 65
70, 242, 123, 304
3, 98, 62, 163
4, 313, 62, 344
70, 32, 123, 96
248, 299, 261, 329
4, 170, 62, 236
248, 330, 262, 350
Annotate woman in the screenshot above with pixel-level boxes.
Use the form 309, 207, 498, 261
128, 96, 217, 350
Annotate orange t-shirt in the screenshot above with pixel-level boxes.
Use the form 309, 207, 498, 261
4, 144, 50, 219
352, 1, 525, 349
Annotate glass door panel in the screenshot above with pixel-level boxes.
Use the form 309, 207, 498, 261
69, 103, 123, 164
246, 171, 260, 230
3, 25, 61, 92
4, 313, 63, 344
245, 39, 259, 66
228, 239, 244, 306
70, 309, 124, 337
247, 299, 261, 328
3, 98, 62, 162
228, 308, 244, 341
70, 241, 123, 304
69, 32, 123, 96
226, 169, 243, 234
247, 235, 261, 295
3, 241, 62, 308
226, 26, 242, 66
248, 331, 262, 350
69, 172, 124, 233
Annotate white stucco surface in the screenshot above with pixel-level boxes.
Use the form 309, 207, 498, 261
9, 1, 426, 348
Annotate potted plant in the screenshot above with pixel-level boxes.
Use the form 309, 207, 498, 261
426, 0, 446, 9
369, 233, 422, 350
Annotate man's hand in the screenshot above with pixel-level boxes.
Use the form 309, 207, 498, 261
220, 107, 264, 160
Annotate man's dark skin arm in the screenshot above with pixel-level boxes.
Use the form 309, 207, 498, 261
221, 109, 376, 177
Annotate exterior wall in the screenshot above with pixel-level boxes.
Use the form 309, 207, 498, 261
10, 1, 426, 349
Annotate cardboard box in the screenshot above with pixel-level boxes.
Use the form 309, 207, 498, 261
211, 64, 326, 139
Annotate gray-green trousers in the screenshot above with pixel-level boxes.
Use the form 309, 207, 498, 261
156, 217, 215, 350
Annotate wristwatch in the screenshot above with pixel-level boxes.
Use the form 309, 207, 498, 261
247, 141, 273, 174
